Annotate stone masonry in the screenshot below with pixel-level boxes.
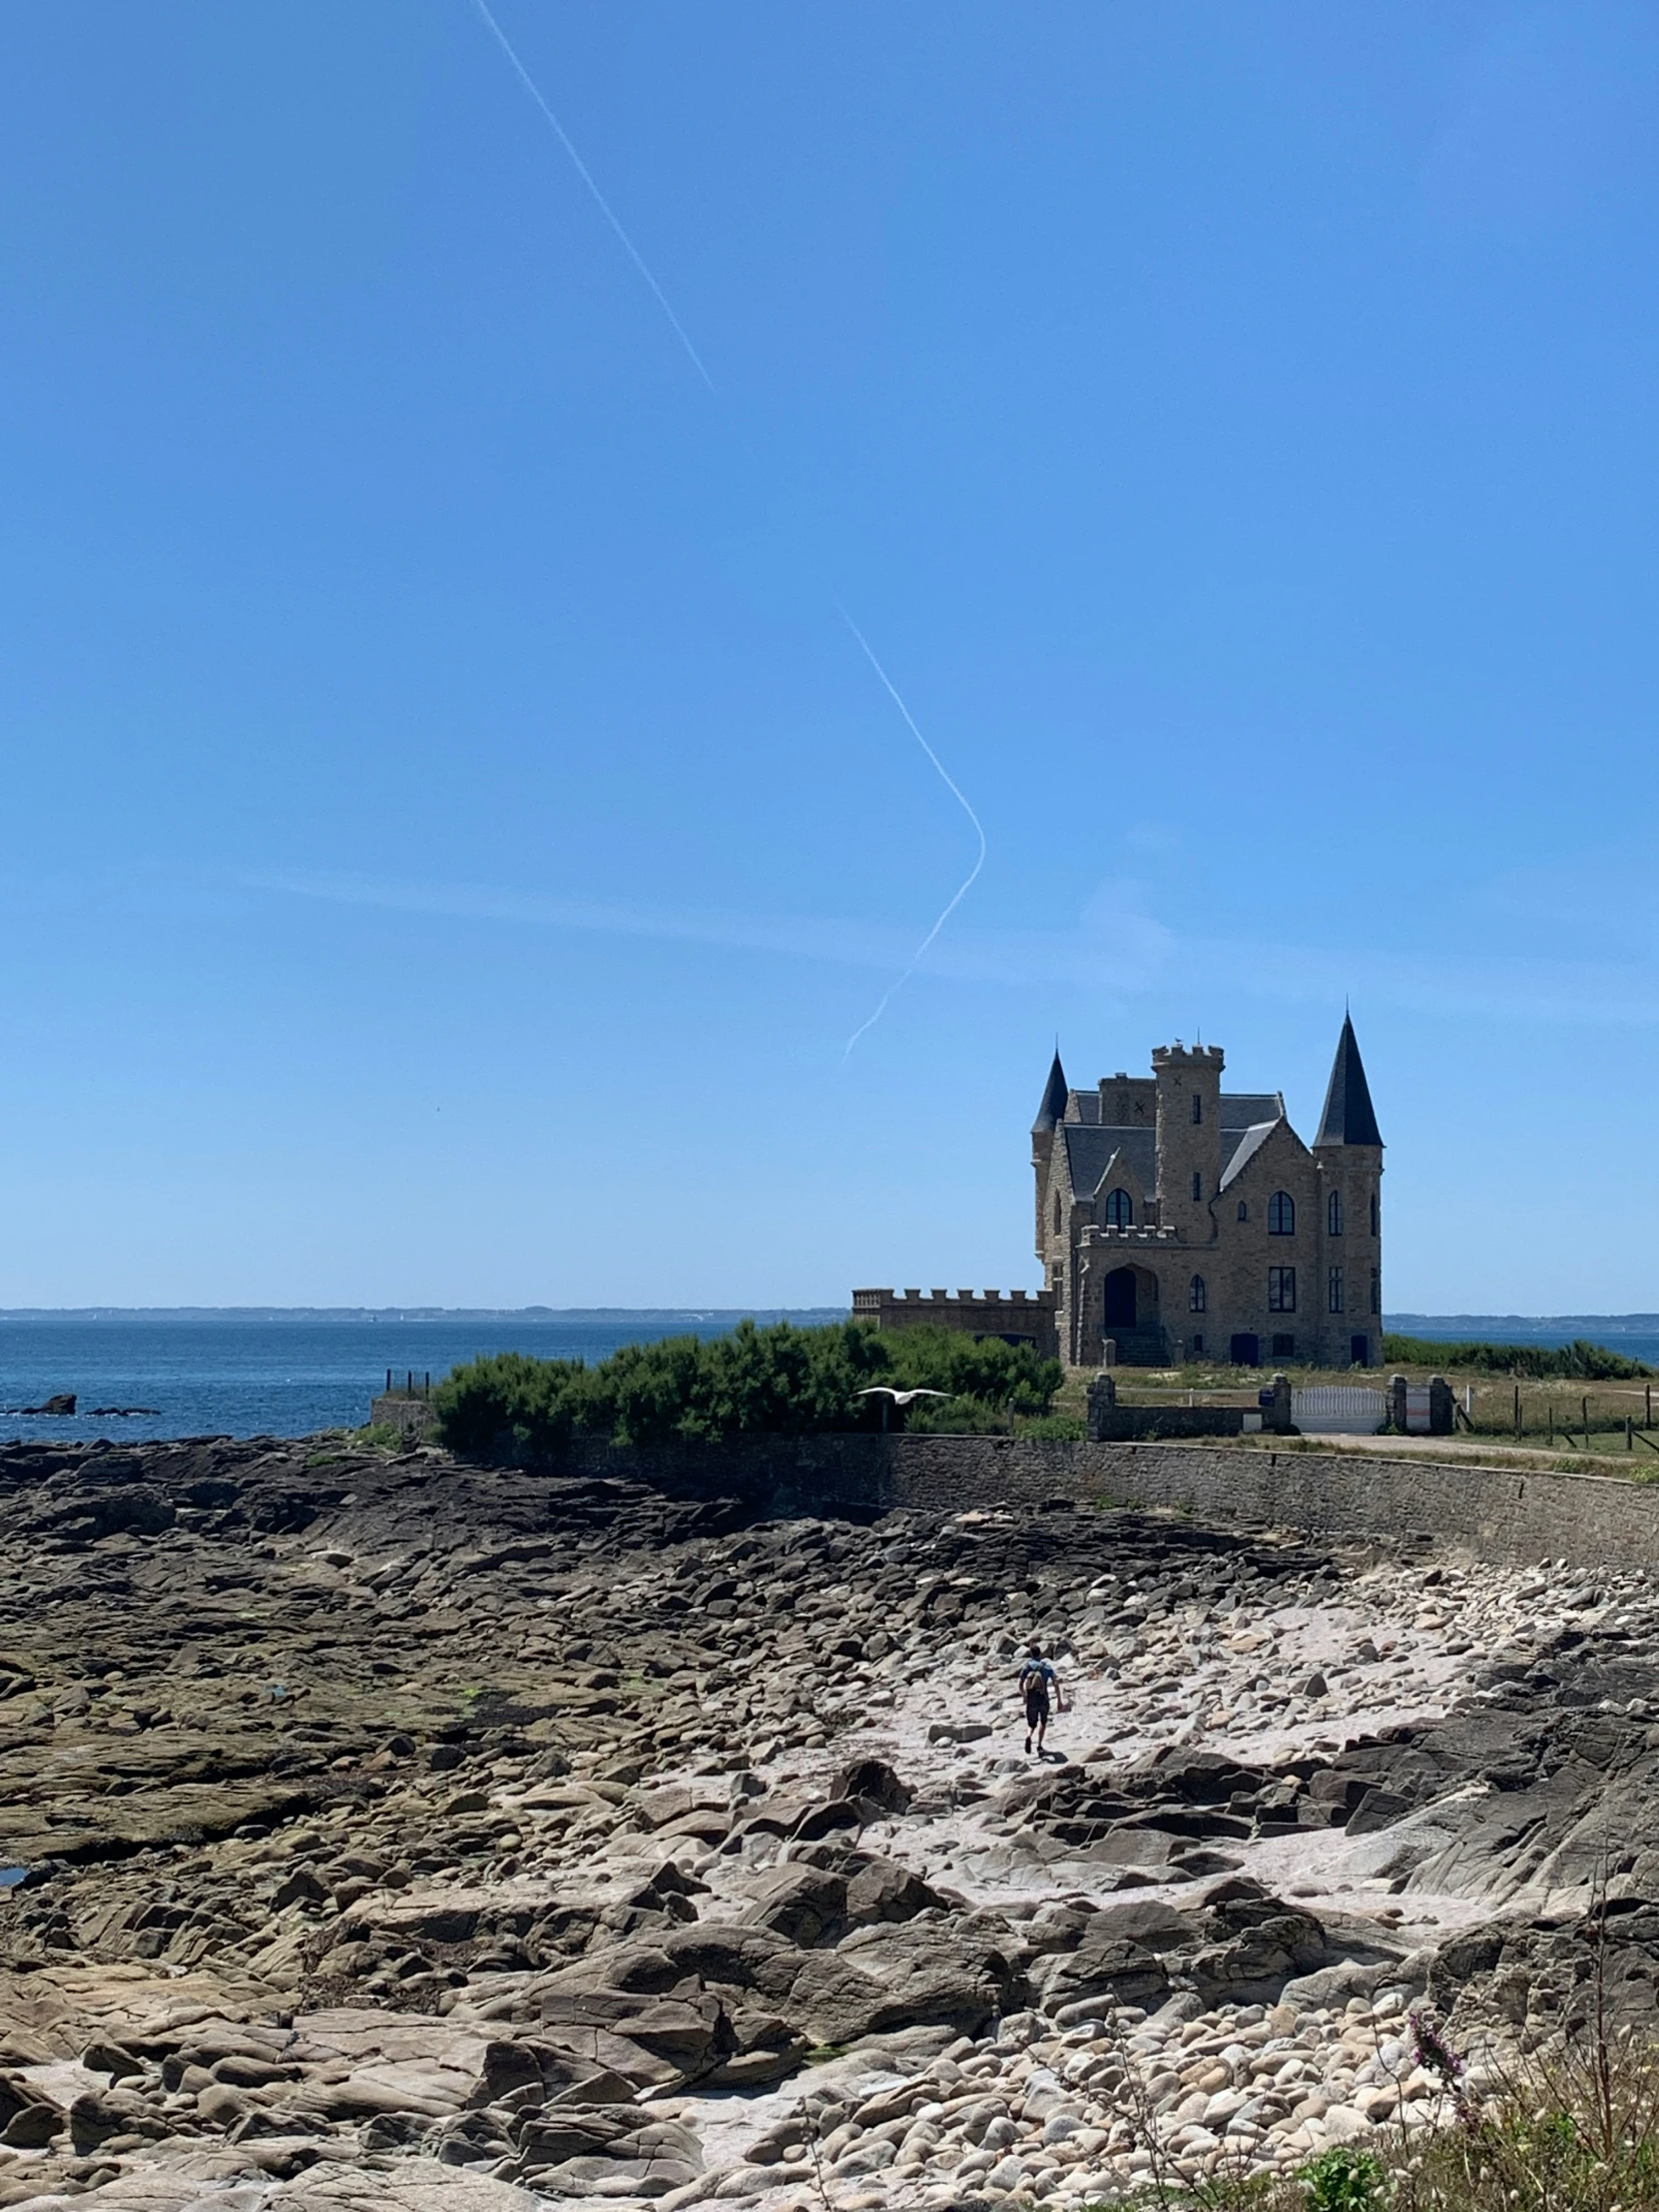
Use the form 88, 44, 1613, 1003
848, 1285, 1059, 1360
1032, 1017, 1383, 1368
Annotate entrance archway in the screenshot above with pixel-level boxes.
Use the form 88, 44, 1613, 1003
1103, 1268, 1138, 1329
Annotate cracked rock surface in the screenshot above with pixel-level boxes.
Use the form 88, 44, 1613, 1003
0, 1436, 1657, 2207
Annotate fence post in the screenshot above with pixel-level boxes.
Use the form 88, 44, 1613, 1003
1388, 1374, 1408, 1433
1513, 1382, 1521, 1439
1628, 1416, 1634, 1452
1086, 1372, 1118, 1441
1583, 1394, 1589, 1449
1269, 1372, 1293, 1433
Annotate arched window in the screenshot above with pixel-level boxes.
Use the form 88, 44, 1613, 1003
1328, 1190, 1344, 1237
1370, 1193, 1380, 1237
1189, 1274, 1207, 1314
1237, 1199, 1248, 1223
1053, 1193, 1061, 1235
1104, 1187, 1133, 1229
1191, 1092, 1203, 1125
1269, 1191, 1296, 1236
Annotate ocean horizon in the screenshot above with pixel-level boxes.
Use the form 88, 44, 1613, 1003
0, 1307, 1653, 1443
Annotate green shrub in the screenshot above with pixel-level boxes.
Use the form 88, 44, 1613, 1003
1018, 1412, 1088, 1440
431, 1319, 1062, 1454
431, 1351, 590, 1457
1301, 2147, 1386, 2212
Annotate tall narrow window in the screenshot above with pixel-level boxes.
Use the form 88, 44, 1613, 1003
1370, 1268, 1381, 1315
1328, 1266, 1345, 1314
1053, 1193, 1061, 1235
1104, 1187, 1133, 1229
1370, 1193, 1380, 1237
1269, 1191, 1296, 1235
1189, 1274, 1207, 1313
1191, 1171, 1203, 1202
1328, 1190, 1344, 1237
1237, 1199, 1249, 1223
1269, 1266, 1297, 1313
1191, 1092, 1203, 1124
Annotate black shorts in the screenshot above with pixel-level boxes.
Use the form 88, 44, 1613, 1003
1024, 1686, 1050, 1728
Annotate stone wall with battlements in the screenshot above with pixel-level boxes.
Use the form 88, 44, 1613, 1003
849, 1287, 1059, 1360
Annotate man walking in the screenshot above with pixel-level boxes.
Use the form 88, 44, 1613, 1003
1018, 1640, 1063, 1757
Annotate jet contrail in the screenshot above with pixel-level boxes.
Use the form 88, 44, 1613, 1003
465, 0, 987, 1049
468, 0, 718, 396
837, 610, 987, 1055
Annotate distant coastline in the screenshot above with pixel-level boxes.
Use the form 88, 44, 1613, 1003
1388, 1314, 1659, 1341
0, 1307, 853, 1326
0, 1306, 1653, 1336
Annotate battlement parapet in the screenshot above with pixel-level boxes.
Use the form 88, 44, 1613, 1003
1078, 1224, 1179, 1245
850, 1287, 1058, 1359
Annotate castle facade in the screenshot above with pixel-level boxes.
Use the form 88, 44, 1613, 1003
1033, 1018, 1382, 1369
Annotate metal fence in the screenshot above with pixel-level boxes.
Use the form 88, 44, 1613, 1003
1292, 1384, 1387, 1435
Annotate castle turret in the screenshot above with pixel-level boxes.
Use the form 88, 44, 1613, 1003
1153, 1041, 1223, 1241
1315, 1014, 1382, 1150
1031, 1049, 1069, 1266
1314, 1014, 1383, 1364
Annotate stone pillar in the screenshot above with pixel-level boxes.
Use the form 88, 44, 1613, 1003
1428, 1375, 1453, 1435
1086, 1372, 1118, 1441
1267, 1373, 1294, 1432
1101, 1337, 1117, 1370
1387, 1375, 1408, 1432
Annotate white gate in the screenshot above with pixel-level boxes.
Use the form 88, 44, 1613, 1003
1293, 1384, 1386, 1435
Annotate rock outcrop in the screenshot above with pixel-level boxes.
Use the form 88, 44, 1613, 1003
0, 1435, 1656, 2205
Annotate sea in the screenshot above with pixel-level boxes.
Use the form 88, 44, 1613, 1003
0, 1310, 847, 1446
0, 1309, 1654, 1446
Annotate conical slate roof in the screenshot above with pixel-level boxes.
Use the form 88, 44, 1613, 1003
1032, 1050, 1069, 1135
1316, 1015, 1382, 1148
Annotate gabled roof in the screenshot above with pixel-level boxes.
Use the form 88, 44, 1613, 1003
1219, 1119, 1283, 1190
1032, 1050, 1070, 1135
1061, 1124, 1155, 1201
1220, 1091, 1284, 1131
1316, 1015, 1382, 1148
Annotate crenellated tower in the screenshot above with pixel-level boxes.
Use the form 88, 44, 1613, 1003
1153, 1042, 1224, 1242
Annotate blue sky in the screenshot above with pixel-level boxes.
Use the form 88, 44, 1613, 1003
2, 1, 1658, 1310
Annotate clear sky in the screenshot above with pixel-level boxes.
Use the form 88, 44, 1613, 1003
2, 2, 1657, 1311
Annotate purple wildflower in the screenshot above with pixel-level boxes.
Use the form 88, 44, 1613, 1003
1410, 2006, 1466, 2085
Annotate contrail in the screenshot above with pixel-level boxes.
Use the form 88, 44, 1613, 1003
465, 0, 987, 1048
467, 0, 718, 396
837, 610, 987, 1055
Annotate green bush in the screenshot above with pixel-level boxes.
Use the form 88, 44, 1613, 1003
1382, 1334, 1652, 1381
431, 1351, 590, 1457
1018, 1412, 1088, 1440
1302, 2147, 1386, 2212
431, 1319, 1062, 1454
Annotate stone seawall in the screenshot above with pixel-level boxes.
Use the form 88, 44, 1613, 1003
542, 1432, 1659, 1574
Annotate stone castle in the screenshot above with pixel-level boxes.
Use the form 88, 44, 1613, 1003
1033, 1016, 1382, 1368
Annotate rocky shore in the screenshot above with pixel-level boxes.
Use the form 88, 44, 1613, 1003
0, 1434, 1657, 2210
